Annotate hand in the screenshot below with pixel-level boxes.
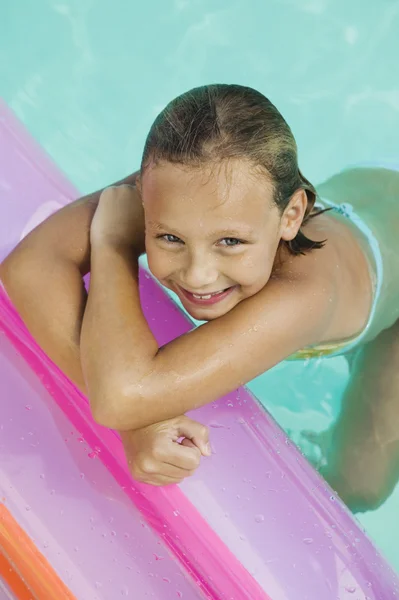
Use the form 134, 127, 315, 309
120, 415, 211, 486
90, 184, 145, 250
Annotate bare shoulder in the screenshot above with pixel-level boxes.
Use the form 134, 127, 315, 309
278, 208, 373, 343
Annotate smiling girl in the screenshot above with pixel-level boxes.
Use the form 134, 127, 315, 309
2, 84, 399, 511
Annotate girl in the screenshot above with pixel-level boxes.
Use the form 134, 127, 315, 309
1, 84, 399, 512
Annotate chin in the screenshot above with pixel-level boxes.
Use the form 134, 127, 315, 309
184, 303, 235, 322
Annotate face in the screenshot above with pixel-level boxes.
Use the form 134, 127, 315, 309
140, 159, 303, 321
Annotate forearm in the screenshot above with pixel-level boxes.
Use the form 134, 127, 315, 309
80, 242, 159, 428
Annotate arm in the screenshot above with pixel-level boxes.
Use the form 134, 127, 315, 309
81, 190, 335, 431
0, 171, 143, 392
0, 175, 211, 485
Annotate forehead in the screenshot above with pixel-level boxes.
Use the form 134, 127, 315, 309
141, 160, 275, 231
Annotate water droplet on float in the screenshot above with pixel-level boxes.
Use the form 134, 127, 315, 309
25, 505, 31, 511
88, 451, 97, 459
345, 586, 356, 593
303, 538, 313, 545
255, 514, 265, 523
176, 592, 183, 598
121, 586, 129, 595
25, 405, 32, 411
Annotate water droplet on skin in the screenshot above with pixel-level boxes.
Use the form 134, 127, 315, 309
255, 514, 265, 523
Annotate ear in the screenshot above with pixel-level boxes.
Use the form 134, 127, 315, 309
279, 189, 308, 242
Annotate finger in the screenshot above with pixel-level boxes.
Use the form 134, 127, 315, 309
180, 438, 197, 448
159, 441, 202, 471
137, 454, 198, 478
175, 417, 211, 457
139, 474, 185, 487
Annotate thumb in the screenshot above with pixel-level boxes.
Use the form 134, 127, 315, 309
176, 417, 211, 457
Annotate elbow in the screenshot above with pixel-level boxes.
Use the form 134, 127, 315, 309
88, 384, 145, 431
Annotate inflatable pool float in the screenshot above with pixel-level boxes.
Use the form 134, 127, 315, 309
0, 99, 398, 599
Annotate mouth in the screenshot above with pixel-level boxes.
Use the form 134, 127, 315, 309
176, 285, 237, 306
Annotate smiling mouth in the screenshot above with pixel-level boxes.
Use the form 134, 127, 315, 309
191, 288, 230, 299
176, 285, 236, 306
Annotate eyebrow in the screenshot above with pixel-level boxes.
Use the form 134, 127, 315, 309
149, 221, 256, 238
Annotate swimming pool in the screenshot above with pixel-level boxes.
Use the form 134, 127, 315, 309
2, 0, 398, 573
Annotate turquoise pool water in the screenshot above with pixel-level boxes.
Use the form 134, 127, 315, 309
2, 0, 398, 573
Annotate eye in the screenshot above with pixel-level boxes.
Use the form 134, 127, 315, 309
157, 233, 183, 244
219, 237, 244, 247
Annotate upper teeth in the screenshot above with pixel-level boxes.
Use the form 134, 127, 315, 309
192, 290, 224, 299
193, 293, 213, 299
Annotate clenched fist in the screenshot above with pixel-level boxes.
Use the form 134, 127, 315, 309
120, 415, 211, 486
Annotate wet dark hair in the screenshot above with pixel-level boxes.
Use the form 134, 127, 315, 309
141, 84, 327, 255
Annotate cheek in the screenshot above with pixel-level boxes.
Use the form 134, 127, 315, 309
234, 248, 274, 288
146, 243, 176, 281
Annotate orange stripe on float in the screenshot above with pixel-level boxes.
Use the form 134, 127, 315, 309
0, 552, 34, 599
0, 503, 77, 600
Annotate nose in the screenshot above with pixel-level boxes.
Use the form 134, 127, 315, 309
179, 251, 219, 290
